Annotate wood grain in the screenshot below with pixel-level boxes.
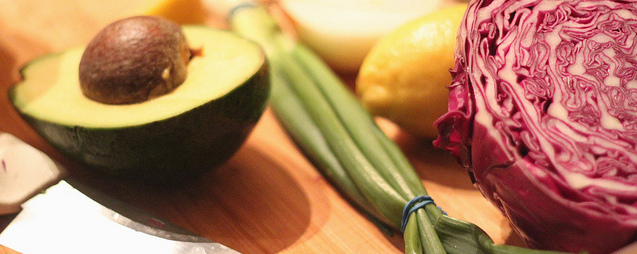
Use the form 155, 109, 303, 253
0, 1, 524, 253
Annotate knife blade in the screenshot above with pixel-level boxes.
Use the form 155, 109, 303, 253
0, 132, 240, 254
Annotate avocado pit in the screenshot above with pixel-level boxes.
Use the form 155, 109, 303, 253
79, 16, 192, 104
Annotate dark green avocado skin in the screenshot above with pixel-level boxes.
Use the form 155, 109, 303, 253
11, 63, 270, 186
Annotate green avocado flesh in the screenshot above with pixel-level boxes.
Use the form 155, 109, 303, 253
9, 26, 270, 185
12, 26, 264, 128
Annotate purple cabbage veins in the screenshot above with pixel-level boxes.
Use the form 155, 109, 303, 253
434, 0, 637, 253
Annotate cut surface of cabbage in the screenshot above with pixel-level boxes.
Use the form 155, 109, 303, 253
435, 1, 637, 253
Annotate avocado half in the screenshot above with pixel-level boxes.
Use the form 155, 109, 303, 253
9, 26, 270, 185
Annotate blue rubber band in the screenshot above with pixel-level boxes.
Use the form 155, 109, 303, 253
400, 195, 445, 232
229, 2, 258, 19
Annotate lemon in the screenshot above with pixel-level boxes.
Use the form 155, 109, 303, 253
143, 0, 207, 24
356, 4, 467, 139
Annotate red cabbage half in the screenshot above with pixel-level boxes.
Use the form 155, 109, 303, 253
434, 0, 637, 253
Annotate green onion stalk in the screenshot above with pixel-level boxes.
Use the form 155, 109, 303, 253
210, 1, 570, 253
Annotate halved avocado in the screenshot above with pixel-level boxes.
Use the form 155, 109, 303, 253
9, 26, 270, 185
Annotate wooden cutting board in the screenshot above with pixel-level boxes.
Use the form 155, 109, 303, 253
0, 1, 525, 253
